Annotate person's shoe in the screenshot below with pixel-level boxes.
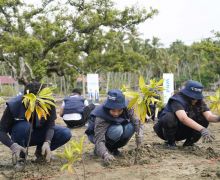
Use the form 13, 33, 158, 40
109, 149, 123, 157
35, 150, 57, 163
34, 149, 46, 163
183, 139, 195, 147
14, 158, 26, 171
164, 141, 177, 149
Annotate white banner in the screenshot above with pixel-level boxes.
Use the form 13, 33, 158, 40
163, 73, 174, 104
87, 74, 99, 102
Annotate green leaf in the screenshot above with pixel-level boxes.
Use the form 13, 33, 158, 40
157, 79, 164, 86
127, 96, 139, 109
207, 88, 220, 114
139, 101, 147, 123
139, 76, 146, 91
123, 91, 139, 98
61, 164, 69, 171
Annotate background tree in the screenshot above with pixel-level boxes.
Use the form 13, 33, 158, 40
0, 0, 158, 85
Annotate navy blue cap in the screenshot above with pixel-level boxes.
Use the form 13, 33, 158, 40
103, 89, 127, 109
180, 80, 204, 100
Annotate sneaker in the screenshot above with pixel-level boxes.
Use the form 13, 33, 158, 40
164, 141, 177, 149
109, 149, 123, 157
112, 149, 122, 156
35, 149, 45, 163
35, 150, 57, 163
14, 158, 26, 171
183, 139, 195, 147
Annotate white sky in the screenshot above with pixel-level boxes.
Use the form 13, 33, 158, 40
26, 0, 220, 47
116, 0, 220, 47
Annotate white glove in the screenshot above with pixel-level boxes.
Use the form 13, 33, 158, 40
103, 152, 115, 165
10, 143, 26, 159
42, 141, 51, 162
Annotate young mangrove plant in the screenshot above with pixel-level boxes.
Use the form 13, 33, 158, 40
58, 136, 86, 180
123, 76, 164, 163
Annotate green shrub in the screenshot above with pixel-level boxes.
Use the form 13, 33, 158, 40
0, 85, 17, 97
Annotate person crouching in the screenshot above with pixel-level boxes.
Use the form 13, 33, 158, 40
85, 89, 143, 164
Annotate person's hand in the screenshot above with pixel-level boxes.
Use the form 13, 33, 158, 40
103, 152, 115, 165
42, 141, 51, 162
200, 128, 215, 143
10, 143, 26, 159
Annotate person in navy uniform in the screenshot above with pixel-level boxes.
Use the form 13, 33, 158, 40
154, 80, 219, 148
85, 89, 143, 164
60, 88, 94, 128
0, 82, 72, 166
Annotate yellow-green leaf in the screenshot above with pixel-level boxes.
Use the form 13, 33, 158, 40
139, 76, 146, 91
123, 91, 139, 99
61, 164, 69, 171
127, 96, 139, 109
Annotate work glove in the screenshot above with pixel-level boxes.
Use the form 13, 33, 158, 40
103, 152, 115, 165
10, 143, 26, 160
200, 128, 215, 143
42, 141, 51, 162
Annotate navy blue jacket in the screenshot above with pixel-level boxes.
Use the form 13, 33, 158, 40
6, 95, 54, 128
63, 96, 85, 114
85, 105, 130, 136
159, 93, 191, 118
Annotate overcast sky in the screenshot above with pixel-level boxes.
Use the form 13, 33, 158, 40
27, 0, 220, 47
115, 0, 220, 47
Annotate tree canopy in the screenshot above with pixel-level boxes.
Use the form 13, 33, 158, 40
1, 0, 220, 89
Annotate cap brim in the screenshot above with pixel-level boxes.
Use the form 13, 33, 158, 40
103, 99, 128, 109
180, 89, 203, 100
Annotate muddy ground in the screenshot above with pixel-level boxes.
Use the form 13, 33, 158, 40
1, 104, 220, 180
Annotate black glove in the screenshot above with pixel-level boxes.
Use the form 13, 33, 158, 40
200, 128, 215, 143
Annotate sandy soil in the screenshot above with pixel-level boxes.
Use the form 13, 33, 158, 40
0, 104, 220, 180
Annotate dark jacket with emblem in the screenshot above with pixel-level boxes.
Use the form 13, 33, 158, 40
159, 92, 209, 122
0, 95, 56, 147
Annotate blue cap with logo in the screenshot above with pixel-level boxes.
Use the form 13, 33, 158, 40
103, 89, 127, 109
180, 80, 204, 100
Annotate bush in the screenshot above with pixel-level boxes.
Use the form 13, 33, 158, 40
0, 85, 17, 97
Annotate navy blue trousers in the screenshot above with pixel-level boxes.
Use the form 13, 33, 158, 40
88, 122, 135, 151
154, 112, 209, 144
10, 121, 72, 151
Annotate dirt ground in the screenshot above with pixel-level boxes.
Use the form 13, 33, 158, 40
1, 105, 220, 180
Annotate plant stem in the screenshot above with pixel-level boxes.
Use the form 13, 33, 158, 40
24, 115, 34, 168
73, 167, 80, 180
134, 120, 140, 165
82, 154, 86, 180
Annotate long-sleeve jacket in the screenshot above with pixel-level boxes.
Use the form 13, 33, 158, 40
94, 110, 143, 158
